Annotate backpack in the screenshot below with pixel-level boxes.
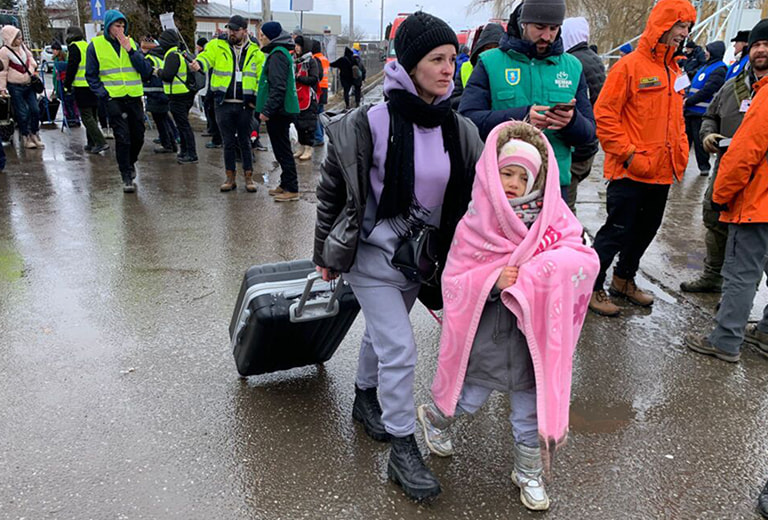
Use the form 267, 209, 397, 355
176, 52, 206, 93
351, 56, 363, 80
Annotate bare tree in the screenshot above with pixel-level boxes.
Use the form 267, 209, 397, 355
469, 0, 518, 19
342, 24, 367, 43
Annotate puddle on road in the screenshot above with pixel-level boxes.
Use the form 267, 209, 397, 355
0, 248, 24, 281
569, 400, 636, 434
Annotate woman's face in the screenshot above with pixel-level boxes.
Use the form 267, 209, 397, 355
410, 44, 456, 103
12, 35, 21, 47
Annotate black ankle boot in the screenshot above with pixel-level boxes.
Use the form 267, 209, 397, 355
352, 386, 390, 442
388, 434, 441, 502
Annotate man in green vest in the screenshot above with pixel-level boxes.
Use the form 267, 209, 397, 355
255, 21, 301, 202
192, 15, 266, 193
64, 27, 108, 155
157, 29, 198, 165
86, 9, 152, 193
458, 0, 596, 200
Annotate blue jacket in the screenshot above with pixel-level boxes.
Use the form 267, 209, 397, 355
458, 32, 595, 146
85, 10, 152, 99
725, 54, 749, 81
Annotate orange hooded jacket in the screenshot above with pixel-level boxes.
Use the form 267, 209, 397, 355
713, 75, 768, 224
594, 0, 696, 185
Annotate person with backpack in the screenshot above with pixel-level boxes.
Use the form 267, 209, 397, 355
0, 25, 43, 149
292, 35, 319, 162
157, 29, 198, 164
192, 15, 265, 192
331, 47, 365, 109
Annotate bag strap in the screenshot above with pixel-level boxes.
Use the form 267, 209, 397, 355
4, 45, 33, 76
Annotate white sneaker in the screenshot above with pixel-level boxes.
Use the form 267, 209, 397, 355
511, 443, 550, 511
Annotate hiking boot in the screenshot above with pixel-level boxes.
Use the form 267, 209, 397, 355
744, 324, 768, 358
685, 334, 740, 363
244, 170, 257, 193
388, 434, 441, 502
23, 135, 36, 149
610, 275, 654, 307
511, 443, 550, 511
122, 180, 136, 193
352, 386, 390, 442
268, 186, 284, 197
90, 143, 110, 154
759, 479, 768, 518
299, 146, 313, 161
220, 170, 237, 192
416, 403, 455, 457
589, 289, 620, 317
31, 133, 44, 148
205, 141, 222, 149
274, 191, 299, 202
680, 276, 722, 293
154, 146, 175, 154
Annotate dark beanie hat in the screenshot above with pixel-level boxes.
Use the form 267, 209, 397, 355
196, 37, 208, 47
394, 11, 458, 72
519, 0, 566, 26
748, 19, 768, 48
51, 41, 62, 50
261, 21, 282, 41
294, 35, 305, 49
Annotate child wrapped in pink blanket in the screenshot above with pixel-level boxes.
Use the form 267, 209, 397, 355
417, 121, 599, 511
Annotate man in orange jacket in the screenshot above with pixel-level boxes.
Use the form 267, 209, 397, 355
312, 39, 330, 146
686, 19, 768, 363
588, 0, 696, 317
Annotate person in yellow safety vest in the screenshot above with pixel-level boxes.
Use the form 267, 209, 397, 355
191, 15, 266, 193
156, 29, 198, 165
63, 26, 109, 154
85, 9, 152, 193
142, 36, 179, 155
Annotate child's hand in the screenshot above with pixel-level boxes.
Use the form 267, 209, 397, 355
495, 266, 519, 291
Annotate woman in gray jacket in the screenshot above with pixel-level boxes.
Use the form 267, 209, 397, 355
313, 12, 482, 502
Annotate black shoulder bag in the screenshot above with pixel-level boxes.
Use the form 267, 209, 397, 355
4, 45, 43, 94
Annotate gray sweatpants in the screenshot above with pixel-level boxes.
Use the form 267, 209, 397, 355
709, 223, 768, 355
456, 382, 539, 447
352, 283, 421, 437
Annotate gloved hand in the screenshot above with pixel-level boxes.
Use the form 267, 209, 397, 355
703, 133, 726, 154
710, 201, 729, 212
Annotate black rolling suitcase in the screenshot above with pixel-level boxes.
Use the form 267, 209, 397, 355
39, 96, 60, 124
229, 260, 360, 377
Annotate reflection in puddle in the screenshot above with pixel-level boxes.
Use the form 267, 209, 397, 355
570, 400, 636, 434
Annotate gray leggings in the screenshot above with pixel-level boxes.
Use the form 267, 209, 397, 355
456, 382, 539, 447
351, 282, 421, 437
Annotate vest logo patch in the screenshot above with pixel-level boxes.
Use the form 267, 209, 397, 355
555, 71, 572, 89
698, 72, 706, 81
505, 68, 521, 86
638, 76, 662, 89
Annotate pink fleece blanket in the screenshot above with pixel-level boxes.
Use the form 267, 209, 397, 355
431, 121, 599, 458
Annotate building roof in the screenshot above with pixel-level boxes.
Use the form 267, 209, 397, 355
194, 3, 261, 21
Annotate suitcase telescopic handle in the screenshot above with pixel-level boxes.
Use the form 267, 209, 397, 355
290, 272, 345, 323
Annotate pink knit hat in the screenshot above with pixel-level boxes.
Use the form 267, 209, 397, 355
498, 139, 542, 196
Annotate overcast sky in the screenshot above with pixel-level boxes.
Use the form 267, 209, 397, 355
212, 0, 497, 39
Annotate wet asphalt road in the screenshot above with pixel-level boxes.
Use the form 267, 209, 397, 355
1, 105, 767, 519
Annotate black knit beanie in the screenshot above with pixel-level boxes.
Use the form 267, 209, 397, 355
394, 11, 458, 72
519, 0, 566, 26
748, 18, 768, 48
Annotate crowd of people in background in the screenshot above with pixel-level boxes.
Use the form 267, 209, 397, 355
1, 1, 767, 515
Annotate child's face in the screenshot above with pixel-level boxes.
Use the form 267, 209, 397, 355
500, 165, 529, 199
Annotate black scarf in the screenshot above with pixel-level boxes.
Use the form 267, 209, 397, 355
377, 88, 463, 232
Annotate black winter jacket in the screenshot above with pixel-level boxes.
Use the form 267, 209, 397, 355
567, 42, 606, 162
261, 33, 296, 118
314, 105, 483, 307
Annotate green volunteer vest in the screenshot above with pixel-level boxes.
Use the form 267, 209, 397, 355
255, 45, 299, 115
72, 40, 89, 87
92, 35, 143, 98
197, 39, 265, 97
480, 48, 583, 185
163, 46, 189, 95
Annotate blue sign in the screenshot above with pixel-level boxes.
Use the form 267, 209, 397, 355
91, 0, 105, 21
